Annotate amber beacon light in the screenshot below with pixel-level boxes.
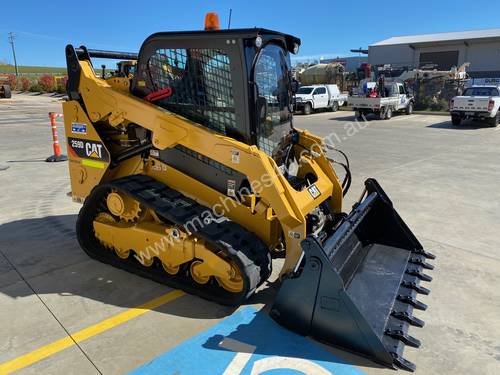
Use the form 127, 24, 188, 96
204, 12, 220, 31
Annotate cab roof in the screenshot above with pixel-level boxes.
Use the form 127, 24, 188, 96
142, 28, 301, 53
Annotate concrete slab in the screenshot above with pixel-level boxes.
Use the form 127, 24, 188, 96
78, 294, 233, 374
0, 215, 88, 281
294, 111, 500, 374
15, 346, 98, 375
24, 259, 177, 333
0, 94, 499, 375
404, 239, 500, 375
0, 253, 21, 288
0, 280, 72, 362
297, 112, 500, 260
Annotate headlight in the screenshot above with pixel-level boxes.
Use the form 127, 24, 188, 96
295, 97, 302, 102
255, 36, 263, 48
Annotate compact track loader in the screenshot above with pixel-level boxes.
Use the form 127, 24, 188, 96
63, 15, 434, 371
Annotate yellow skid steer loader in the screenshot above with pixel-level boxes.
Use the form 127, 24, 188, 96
62, 15, 434, 371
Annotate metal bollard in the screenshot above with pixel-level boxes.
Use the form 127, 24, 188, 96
46, 112, 68, 162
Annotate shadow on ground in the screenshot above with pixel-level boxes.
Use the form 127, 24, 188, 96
0, 215, 236, 319
427, 120, 493, 130
0, 214, 382, 370
6, 158, 47, 163
328, 115, 358, 121
0, 215, 278, 318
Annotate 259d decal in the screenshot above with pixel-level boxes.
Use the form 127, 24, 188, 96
68, 137, 110, 162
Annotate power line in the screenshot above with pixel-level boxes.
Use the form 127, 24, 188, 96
7, 32, 19, 76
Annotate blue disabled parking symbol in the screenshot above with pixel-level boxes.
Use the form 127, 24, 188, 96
130, 306, 365, 375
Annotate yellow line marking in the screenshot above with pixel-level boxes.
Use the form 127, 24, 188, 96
0, 290, 185, 374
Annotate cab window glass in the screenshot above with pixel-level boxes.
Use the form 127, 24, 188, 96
463, 87, 499, 96
147, 48, 236, 135
254, 44, 292, 156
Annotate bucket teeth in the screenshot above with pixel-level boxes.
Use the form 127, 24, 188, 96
409, 256, 434, 270
391, 352, 416, 372
406, 267, 433, 282
385, 329, 421, 348
401, 279, 430, 295
391, 310, 425, 327
415, 249, 436, 260
397, 294, 428, 310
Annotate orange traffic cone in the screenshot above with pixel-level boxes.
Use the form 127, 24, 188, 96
46, 112, 68, 162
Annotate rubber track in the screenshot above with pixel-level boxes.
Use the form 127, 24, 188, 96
76, 174, 272, 306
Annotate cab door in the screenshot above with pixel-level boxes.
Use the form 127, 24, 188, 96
313, 87, 329, 108
398, 84, 409, 109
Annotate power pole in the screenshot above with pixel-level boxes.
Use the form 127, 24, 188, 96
8, 32, 19, 76
228, 9, 232, 29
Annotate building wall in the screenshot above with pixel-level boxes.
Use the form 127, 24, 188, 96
466, 40, 500, 71
368, 44, 414, 68
369, 39, 500, 77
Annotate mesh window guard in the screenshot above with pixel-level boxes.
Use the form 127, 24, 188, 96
254, 45, 292, 157
148, 48, 236, 135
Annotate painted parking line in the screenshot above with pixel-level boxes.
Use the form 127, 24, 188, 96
130, 306, 365, 375
0, 290, 185, 374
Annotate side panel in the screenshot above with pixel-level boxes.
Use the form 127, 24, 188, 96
160, 146, 247, 196
62, 101, 111, 202
143, 156, 278, 246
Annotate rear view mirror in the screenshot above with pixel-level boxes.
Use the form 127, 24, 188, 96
291, 79, 299, 94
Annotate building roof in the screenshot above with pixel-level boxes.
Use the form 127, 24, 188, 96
371, 28, 500, 46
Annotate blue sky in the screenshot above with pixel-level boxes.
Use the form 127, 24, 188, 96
0, 0, 499, 67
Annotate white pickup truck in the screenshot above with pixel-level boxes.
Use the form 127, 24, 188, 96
294, 84, 348, 115
349, 82, 414, 120
450, 85, 500, 127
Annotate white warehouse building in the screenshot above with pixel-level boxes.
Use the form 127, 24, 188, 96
368, 28, 500, 78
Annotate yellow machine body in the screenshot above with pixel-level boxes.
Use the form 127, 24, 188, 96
63, 59, 343, 275
62, 27, 433, 371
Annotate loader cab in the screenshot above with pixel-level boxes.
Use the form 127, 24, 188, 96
131, 29, 300, 158
116, 60, 136, 77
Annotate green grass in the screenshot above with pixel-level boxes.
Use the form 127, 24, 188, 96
0, 65, 66, 75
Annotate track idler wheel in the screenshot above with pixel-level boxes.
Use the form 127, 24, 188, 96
106, 191, 142, 222
116, 248, 131, 259
216, 261, 244, 293
162, 262, 180, 275
139, 256, 154, 267
190, 260, 210, 285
